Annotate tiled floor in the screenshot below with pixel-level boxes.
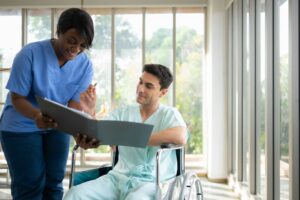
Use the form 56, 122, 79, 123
0, 176, 240, 200
0, 178, 71, 200
199, 177, 240, 200
0, 189, 10, 200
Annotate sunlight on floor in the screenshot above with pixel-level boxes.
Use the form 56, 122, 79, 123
0, 176, 240, 200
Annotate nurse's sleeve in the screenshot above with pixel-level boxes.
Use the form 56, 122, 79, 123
6, 49, 33, 96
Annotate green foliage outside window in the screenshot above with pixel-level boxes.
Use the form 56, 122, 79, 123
27, 11, 51, 42
146, 26, 204, 154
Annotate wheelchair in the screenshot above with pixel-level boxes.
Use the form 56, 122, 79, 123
69, 144, 203, 200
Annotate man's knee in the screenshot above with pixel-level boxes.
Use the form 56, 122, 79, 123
124, 183, 156, 200
63, 187, 82, 200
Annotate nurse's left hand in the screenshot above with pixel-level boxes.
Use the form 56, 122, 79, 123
34, 112, 58, 129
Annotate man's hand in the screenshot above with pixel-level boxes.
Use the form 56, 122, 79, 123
80, 84, 97, 116
74, 134, 101, 150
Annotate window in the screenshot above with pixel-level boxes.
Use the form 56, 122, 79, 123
175, 8, 205, 168
275, 0, 290, 198
114, 9, 143, 107
257, 0, 266, 197
0, 9, 21, 112
145, 8, 173, 106
0, 8, 206, 172
227, 0, 297, 199
27, 9, 51, 43
242, 0, 250, 183
89, 9, 112, 116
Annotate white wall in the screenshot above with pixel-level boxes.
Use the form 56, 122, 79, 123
204, 0, 228, 180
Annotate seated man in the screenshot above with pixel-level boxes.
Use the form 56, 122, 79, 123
64, 64, 187, 200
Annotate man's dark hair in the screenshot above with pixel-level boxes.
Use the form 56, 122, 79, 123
143, 64, 173, 90
56, 8, 94, 49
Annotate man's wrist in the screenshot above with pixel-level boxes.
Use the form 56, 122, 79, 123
85, 109, 96, 118
91, 109, 96, 116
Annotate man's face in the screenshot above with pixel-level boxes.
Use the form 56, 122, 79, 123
136, 72, 167, 106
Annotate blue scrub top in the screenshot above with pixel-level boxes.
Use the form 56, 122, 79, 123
0, 39, 93, 132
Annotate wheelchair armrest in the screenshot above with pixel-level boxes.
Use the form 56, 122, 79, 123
69, 144, 117, 188
160, 143, 184, 150
156, 144, 185, 185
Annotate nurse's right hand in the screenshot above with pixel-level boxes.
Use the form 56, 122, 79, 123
34, 112, 58, 129
74, 133, 101, 150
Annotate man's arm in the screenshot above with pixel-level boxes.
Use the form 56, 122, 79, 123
69, 84, 99, 149
68, 84, 97, 116
147, 126, 187, 146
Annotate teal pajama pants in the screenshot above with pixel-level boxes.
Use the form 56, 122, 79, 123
64, 172, 157, 200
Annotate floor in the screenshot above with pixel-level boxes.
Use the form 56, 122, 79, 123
0, 175, 240, 200
199, 177, 240, 200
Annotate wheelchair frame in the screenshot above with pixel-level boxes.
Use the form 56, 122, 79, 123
68, 144, 203, 200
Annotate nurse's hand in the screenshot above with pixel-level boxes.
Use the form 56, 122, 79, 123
74, 133, 101, 150
34, 112, 58, 129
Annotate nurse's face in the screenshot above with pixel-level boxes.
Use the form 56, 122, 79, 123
56, 28, 87, 61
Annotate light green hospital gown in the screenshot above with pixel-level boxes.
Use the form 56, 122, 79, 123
64, 104, 186, 200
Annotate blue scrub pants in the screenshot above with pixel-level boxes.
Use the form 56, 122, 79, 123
0, 130, 70, 200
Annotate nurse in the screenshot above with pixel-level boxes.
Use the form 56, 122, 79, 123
0, 8, 95, 200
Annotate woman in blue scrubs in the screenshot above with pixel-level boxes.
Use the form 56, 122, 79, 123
0, 8, 95, 200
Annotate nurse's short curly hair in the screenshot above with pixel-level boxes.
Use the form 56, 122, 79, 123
56, 8, 94, 49
143, 64, 173, 90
